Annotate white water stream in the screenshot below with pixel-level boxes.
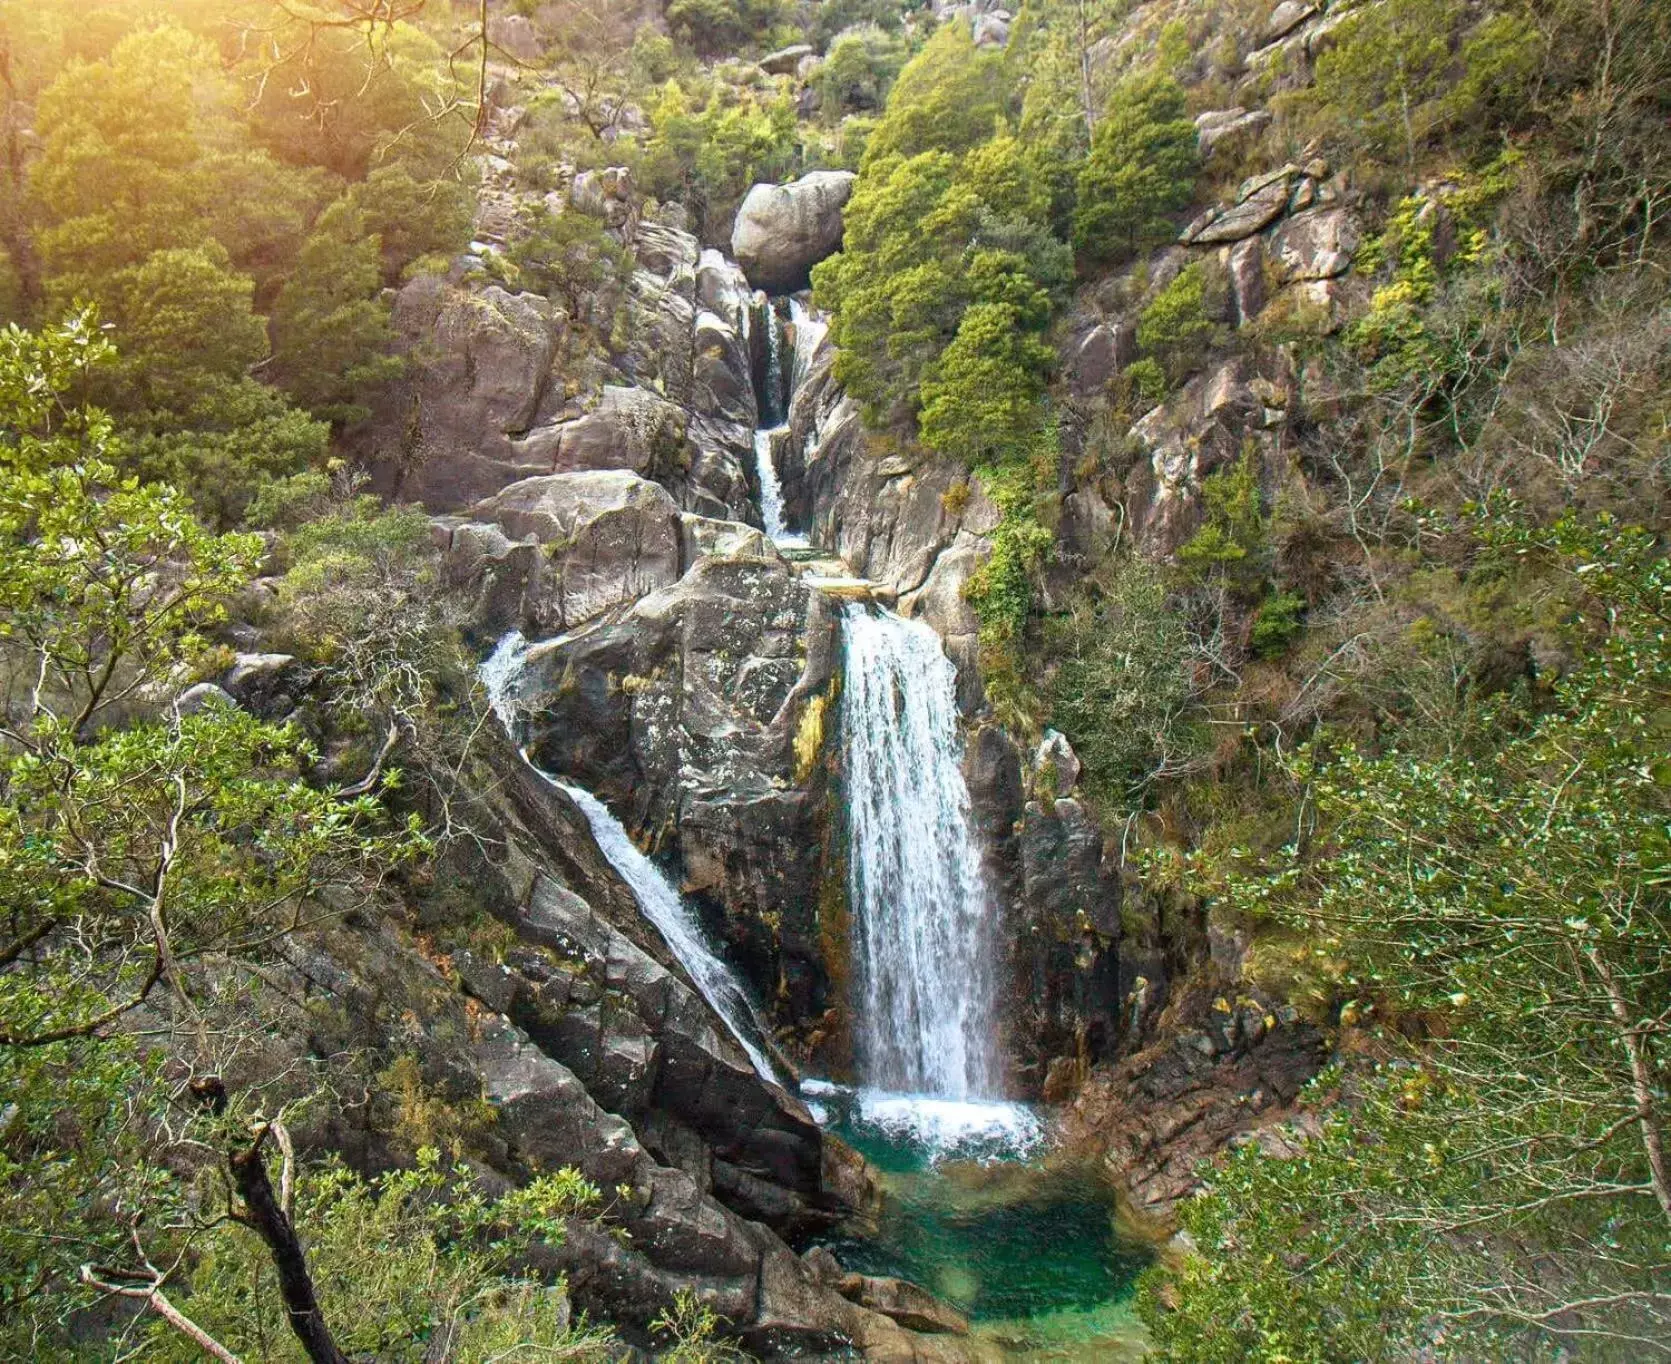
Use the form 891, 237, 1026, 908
480, 632, 781, 1085
841, 605, 1001, 1100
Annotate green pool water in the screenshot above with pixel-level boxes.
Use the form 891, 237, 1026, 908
813, 1096, 1154, 1360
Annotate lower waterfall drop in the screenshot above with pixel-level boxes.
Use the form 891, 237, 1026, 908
841, 604, 1001, 1101
480, 631, 781, 1086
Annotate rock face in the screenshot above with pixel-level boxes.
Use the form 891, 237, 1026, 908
758, 42, 814, 75
1059, 979, 1329, 1220
363, 215, 758, 523
368, 278, 567, 509
446, 471, 685, 637
731, 171, 857, 293
784, 322, 1001, 711
513, 554, 847, 1033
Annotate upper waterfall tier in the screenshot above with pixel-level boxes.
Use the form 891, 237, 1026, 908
841, 604, 1000, 1099
753, 426, 807, 548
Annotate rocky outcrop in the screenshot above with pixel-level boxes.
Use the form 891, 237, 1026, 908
438, 470, 684, 638
369, 277, 568, 509
512, 554, 846, 1031
1059, 979, 1328, 1221
1194, 106, 1272, 159
363, 204, 760, 522
731, 171, 857, 293
758, 42, 814, 76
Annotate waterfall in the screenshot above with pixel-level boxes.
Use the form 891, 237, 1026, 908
788, 298, 828, 395
752, 297, 811, 549
480, 632, 781, 1085
759, 296, 786, 427
841, 605, 1000, 1100
753, 427, 806, 548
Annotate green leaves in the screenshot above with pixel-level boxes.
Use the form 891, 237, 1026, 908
1149, 512, 1671, 1356
814, 32, 1066, 461
1071, 73, 1197, 264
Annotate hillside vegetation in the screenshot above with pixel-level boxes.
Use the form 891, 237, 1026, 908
0, 0, 1666, 1359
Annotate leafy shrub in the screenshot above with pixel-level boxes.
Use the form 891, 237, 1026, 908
1047, 560, 1202, 804
1072, 73, 1198, 264
1250, 588, 1306, 658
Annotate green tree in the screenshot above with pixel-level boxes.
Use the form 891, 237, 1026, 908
244, 17, 465, 181
1048, 559, 1201, 803
1300, 0, 1468, 167
814, 43, 1068, 439
0, 312, 465, 1362
98, 242, 271, 417
350, 164, 475, 282
121, 382, 329, 530
1145, 513, 1671, 1358
665, 0, 787, 58
816, 27, 909, 117
1135, 260, 1220, 384
1072, 73, 1197, 264
269, 200, 404, 425
510, 206, 634, 317
30, 24, 316, 306
859, 22, 1008, 164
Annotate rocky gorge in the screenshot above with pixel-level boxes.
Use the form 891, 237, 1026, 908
295, 18, 1353, 1344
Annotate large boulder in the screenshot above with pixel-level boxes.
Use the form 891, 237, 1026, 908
369, 278, 567, 510
517, 386, 693, 479
731, 171, 857, 293
466, 471, 683, 634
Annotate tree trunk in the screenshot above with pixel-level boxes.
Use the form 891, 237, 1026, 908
229, 1136, 351, 1364
1590, 947, 1671, 1224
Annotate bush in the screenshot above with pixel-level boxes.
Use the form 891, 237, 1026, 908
1250, 588, 1306, 658
1047, 560, 1201, 803
816, 27, 908, 117
1136, 262, 1220, 384
1072, 74, 1198, 265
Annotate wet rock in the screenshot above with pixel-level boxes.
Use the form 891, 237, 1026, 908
569, 166, 636, 228
515, 556, 845, 1030
839, 1275, 971, 1335
223, 652, 301, 717
487, 13, 543, 61
731, 171, 857, 293
1227, 236, 1266, 326
1065, 322, 1136, 397
371, 278, 566, 510
517, 385, 693, 478
1058, 980, 1329, 1219
174, 682, 235, 716
1032, 729, 1082, 797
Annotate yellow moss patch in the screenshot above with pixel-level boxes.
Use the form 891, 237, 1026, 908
793, 692, 828, 784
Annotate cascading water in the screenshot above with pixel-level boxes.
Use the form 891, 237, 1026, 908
480, 631, 781, 1085
753, 427, 805, 548
788, 297, 828, 394
841, 605, 1000, 1100
750, 298, 818, 550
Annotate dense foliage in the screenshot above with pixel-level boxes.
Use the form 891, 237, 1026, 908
0, 0, 476, 524
1142, 515, 1671, 1357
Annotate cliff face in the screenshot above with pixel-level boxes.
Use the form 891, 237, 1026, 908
327, 0, 1365, 1235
